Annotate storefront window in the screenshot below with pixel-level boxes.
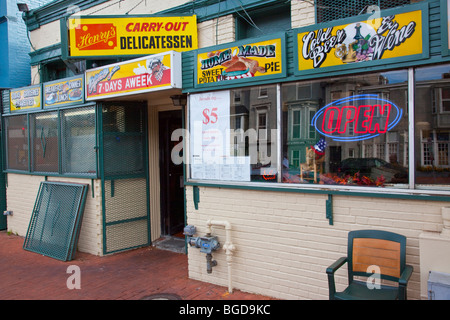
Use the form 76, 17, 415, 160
4, 115, 28, 171
282, 70, 409, 188
189, 85, 278, 182
4, 106, 98, 177
31, 111, 59, 173
61, 106, 97, 175
102, 104, 145, 176
187, 66, 450, 192
415, 64, 450, 188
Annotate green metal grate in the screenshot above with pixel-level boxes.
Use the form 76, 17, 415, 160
316, 0, 411, 23
102, 104, 145, 177
104, 178, 149, 253
100, 103, 150, 254
30, 111, 59, 173
23, 181, 88, 261
4, 114, 29, 171
61, 106, 97, 175
4, 107, 98, 177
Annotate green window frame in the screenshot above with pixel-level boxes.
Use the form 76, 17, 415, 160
31, 111, 59, 173
292, 110, 301, 139
235, 2, 291, 40
4, 114, 29, 171
3, 105, 99, 178
41, 60, 71, 83
188, 65, 450, 193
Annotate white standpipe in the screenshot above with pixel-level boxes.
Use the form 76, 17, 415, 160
206, 219, 235, 293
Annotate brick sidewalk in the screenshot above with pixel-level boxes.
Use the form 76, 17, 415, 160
0, 231, 274, 300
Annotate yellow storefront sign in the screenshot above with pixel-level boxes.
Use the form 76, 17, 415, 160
67, 15, 197, 57
196, 36, 284, 86
296, 9, 425, 73
10, 85, 41, 112
44, 76, 84, 108
85, 51, 181, 100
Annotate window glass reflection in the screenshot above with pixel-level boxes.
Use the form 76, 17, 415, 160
282, 70, 409, 187
415, 64, 450, 188
5, 115, 29, 171
189, 86, 278, 182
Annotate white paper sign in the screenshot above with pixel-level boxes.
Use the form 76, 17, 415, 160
189, 91, 250, 181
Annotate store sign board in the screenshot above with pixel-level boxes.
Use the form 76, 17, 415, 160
441, 0, 450, 56
311, 94, 403, 142
66, 15, 197, 58
85, 51, 181, 100
447, 0, 450, 50
10, 85, 42, 112
44, 76, 84, 108
195, 34, 286, 87
189, 91, 251, 181
295, 7, 426, 75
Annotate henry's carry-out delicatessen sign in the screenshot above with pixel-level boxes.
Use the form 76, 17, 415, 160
195, 33, 286, 88
64, 15, 198, 58
295, 4, 428, 75
85, 51, 182, 100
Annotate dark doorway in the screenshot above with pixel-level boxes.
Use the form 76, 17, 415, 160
329, 146, 342, 173
159, 110, 184, 236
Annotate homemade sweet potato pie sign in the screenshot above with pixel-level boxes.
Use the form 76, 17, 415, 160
195, 35, 285, 87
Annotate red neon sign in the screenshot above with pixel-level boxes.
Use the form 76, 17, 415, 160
321, 104, 391, 135
312, 95, 402, 142
262, 168, 277, 180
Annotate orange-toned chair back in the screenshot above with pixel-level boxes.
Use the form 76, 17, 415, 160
352, 238, 401, 279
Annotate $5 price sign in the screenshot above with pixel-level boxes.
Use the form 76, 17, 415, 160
202, 107, 218, 125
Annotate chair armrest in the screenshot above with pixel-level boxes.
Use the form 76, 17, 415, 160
399, 265, 413, 286
398, 265, 413, 300
326, 257, 347, 300
326, 257, 347, 274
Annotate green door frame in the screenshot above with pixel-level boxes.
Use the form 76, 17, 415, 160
0, 117, 7, 230
98, 102, 151, 254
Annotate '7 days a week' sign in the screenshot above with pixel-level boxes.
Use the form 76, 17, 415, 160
296, 7, 426, 74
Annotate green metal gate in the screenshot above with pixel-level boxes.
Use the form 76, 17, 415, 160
23, 181, 89, 261
99, 103, 150, 254
0, 144, 6, 231
0, 111, 7, 230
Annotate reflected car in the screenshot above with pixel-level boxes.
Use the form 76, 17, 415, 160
338, 157, 408, 182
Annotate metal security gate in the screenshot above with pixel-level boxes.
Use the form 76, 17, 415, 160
23, 181, 88, 261
316, 0, 411, 23
0, 100, 7, 230
0, 146, 6, 231
99, 103, 150, 254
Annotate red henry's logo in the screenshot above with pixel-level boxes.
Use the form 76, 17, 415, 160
75, 24, 117, 50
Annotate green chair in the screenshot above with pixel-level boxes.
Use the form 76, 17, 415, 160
326, 230, 413, 300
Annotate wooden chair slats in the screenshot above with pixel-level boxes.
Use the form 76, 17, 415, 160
326, 230, 413, 300
352, 238, 401, 278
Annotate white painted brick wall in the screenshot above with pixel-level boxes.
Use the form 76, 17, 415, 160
29, 0, 189, 51
186, 185, 447, 300
198, 15, 235, 48
6, 174, 103, 256
291, 0, 315, 29
28, 1, 313, 53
